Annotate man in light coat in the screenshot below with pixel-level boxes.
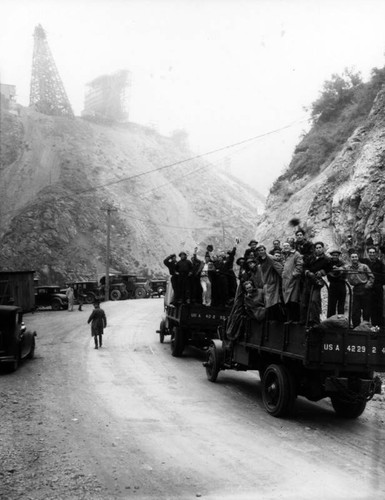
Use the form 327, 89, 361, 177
257, 245, 284, 321
281, 242, 303, 322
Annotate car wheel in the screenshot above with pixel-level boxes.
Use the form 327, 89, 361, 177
262, 364, 296, 417
159, 319, 166, 344
205, 344, 221, 382
51, 300, 61, 311
171, 326, 185, 357
85, 294, 94, 304
134, 287, 146, 299
110, 289, 121, 301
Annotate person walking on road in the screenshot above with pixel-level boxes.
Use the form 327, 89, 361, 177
87, 302, 107, 349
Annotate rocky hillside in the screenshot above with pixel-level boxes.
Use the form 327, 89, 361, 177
0, 106, 264, 284
256, 77, 385, 252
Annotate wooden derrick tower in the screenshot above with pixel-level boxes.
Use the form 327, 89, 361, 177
29, 24, 74, 118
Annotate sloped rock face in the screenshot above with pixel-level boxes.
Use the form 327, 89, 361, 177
256, 88, 385, 252
0, 107, 264, 284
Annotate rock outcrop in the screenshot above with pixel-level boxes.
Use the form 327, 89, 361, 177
256, 87, 385, 252
0, 107, 264, 284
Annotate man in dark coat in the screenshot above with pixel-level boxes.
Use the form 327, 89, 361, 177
269, 240, 282, 255
174, 251, 193, 303
300, 241, 332, 325
295, 230, 314, 264
87, 302, 107, 349
362, 247, 385, 326
190, 247, 203, 304
244, 239, 258, 259
327, 249, 347, 317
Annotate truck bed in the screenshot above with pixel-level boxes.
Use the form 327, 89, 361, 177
239, 319, 385, 372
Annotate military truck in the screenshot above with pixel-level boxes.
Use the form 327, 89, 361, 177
203, 283, 384, 419
157, 281, 230, 356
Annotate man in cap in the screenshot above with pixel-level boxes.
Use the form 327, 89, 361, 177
300, 241, 332, 325
362, 246, 385, 326
244, 239, 258, 259
174, 251, 193, 303
326, 249, 347, 317
345, 252, 374, 328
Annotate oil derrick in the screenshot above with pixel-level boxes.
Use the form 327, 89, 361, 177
29, 24, 74, 118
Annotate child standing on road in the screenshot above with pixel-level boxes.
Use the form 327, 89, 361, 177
87, 302, 107, 349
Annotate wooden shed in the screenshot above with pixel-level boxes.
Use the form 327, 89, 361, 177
0, 271, 36, 312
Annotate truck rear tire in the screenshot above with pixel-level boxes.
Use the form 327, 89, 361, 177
205, 344, 220, 382
159, 319, 166, 344
330, 395, 366, 419
262, 364, 296, 417
171, 326, 185, 357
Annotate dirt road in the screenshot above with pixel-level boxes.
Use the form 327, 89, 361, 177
1, 299, 385, 500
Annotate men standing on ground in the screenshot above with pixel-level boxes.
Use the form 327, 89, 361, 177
87, 301, 107, 349
327, 249, 347, 317
281, 242, 303, 322
345, 252, 374, 328
300, 242, 332, 325
66, 284, 75, 312
362, 247, 385, 326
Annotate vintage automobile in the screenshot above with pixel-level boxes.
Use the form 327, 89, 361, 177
0, 305, 36, 372
150, 279, 167, 298
35, 286, 68, 311
66, 281, 102, 304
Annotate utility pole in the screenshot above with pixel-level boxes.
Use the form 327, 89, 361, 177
221, 219, 225, 249
101, 205, 117, 302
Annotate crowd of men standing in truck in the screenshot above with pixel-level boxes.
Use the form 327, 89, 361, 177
164, 229, 385, 328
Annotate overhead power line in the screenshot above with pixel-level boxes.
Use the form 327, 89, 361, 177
0, 116, 308, 219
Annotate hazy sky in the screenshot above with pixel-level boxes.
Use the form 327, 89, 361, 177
2, 0, 385, 196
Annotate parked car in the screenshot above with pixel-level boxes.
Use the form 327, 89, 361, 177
66, 281, 102, 304
0, 305, 36, 372
34, 286, 68, 311
150, 279, 167, 298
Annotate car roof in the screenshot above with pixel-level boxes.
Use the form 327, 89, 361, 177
36, 285, 61, 288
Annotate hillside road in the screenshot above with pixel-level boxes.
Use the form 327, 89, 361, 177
1, 299, 385, 500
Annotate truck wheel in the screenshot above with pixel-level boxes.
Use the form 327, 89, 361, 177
171, 326, 185, 357
51, 300, 61, 311
330, 395, 367, 419
159, 319, 166, 344
262, 364, 296, 417
85, 294, 95, 304
135, 287, 146, 299
205, 344, 220, 382
110, 289, 121, 301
